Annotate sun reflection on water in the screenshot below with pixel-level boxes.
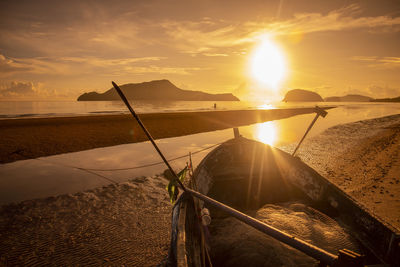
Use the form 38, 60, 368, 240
256, 121, 277, 146
256, 103, 276, 110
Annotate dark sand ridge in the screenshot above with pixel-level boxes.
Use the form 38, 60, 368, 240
0, 107, 322, 164
1, 114, 400, 266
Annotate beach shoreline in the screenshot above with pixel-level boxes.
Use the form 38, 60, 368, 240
1, 113, 399, 266
0, 107, 322, 164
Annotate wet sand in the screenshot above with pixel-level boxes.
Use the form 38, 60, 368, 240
0, 175, 171, 266
284, 114, 400, 230
1, 113, 400, 266
0, 108, 319, 164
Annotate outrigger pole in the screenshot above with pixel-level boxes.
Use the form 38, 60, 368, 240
292, 106, 328, 156
111, 81, 358, 266
112, 81, 186, 192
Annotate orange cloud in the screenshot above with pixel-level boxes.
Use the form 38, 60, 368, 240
161, 4, 400, 54
0, 54, 32, 74
352, 56, 400, 68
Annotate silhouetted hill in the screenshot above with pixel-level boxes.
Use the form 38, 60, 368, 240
325, 94, 372, 102
371, 96, 400, 102
282, 89, 324, 102
77, 80, 239, 101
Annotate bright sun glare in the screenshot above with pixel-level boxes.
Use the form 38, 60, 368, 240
250, 37, 286, 90
256, 121, 277, 146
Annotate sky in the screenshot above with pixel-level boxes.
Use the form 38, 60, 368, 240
0, 0, 399, 101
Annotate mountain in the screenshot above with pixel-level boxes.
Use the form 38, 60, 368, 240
371, 96, 400, 102
77, 80, 239, 101
282, 89, 324, 102
324, 94, 372, 102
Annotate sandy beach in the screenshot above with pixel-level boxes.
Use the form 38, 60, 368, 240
1, 113, 399, 266
0, 175, 171, 266
0, 108, 319, 164
289, 114, 400, 230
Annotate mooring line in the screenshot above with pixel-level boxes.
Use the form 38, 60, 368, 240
83, 142, 221, 172
11, 142, 220, 185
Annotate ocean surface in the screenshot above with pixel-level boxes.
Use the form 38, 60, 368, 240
0, 100, 385, 119
1, 100, 399, 204
0, 100, 256, 118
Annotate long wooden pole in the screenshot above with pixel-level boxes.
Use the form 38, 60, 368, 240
111, 81, 338, 266
187, 188, 337, 266
292, 106, 328, 156
111, 81, 186, 191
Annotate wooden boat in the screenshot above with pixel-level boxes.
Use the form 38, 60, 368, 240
166, 136, 400, 266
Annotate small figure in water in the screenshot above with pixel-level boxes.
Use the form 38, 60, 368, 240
213, 103, 217, 109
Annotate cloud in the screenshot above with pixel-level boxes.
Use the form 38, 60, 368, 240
162, 20, 245, 54
0, 81, 40, 97
2, 2, 399, 59
261, 4, 400, 35
0, 81, 73, 99
310, 85, 334, 97
110, 65, 203, 76
58, 56, 166, 68
162, 4, 400, 54
0, 54, 31, 74
2, 3, 399, 68
0, 55, 202, 77
333, 84, 400, 98
0, 55, 71, 77
0, 3, 145, 57
365, 85, 400, 98
352, 56, 400, 68
0, 54, 67, 76
202, 53, 229, 57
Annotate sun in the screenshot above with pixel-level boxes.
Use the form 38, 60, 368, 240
250, 36, 287, 90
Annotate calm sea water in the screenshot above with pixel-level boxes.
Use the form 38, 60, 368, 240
0, 100, 255, 119
1, 100, 398, 119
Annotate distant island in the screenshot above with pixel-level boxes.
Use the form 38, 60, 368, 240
371, 96, 400, 102
283, 89, 400, 103
282, 89, 324, 102
324, 94, 373, 102
77, 79, 239, 101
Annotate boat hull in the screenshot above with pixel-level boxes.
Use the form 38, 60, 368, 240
166, 137, 400, 266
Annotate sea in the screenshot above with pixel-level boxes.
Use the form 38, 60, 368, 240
0, 99, 374, 119
1, 100, 399, 204
0, 100, 399, 120
0, 100, 259, 119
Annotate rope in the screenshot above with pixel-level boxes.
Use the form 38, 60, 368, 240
81, 142, 222, 172
10, 151, 120, 184
10, 141, 222, 184
76, 168, 119, 184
